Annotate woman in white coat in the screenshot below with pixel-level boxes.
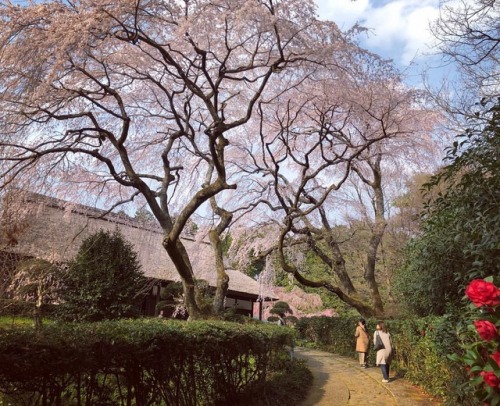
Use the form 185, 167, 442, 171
374, 321, 393, 383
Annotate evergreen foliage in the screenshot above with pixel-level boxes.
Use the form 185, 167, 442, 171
57, 229, 146, 321
394, 100, 500, 316
270, 301, 293, 316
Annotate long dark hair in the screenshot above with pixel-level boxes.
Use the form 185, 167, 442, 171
359, 319, 367, 331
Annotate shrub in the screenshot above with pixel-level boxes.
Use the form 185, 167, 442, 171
393, 101, 500, 316
57, 229, 147, 321
448, 278, 500, 406
239, 355, 313, 406
0, 319, 295, 405
270, 301, 293, 316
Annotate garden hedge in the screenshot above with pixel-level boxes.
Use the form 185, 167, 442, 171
0, 319, 294, 406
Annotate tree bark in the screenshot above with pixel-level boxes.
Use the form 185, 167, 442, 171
162, 235, 202, 319
278, 223, 378, 318
210, 228, 230, 315
208, 200, 233, 315
358, 156, 386, 316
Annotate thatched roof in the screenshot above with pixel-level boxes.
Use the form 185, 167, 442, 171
191, 268, 276, 299
2, 191, 277, 300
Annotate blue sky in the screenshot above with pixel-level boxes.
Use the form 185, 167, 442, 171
315, 0, 450, 86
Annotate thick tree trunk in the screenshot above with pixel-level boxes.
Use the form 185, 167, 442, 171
364, 227, 386, 317
327, 237, 357, 294
278, 225, 378, 318
293, 270, 378, 317
209, 229, 229, 315
306, 228, 357, 294
314, 207, 357, 294
163, 235, 202, 319
360, 156, 386, 317
208, 195, 233, 315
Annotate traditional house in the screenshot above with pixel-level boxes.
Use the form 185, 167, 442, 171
0, 191, 277, 319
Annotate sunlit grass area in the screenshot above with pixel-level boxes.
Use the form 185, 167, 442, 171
0, 316, 54, 329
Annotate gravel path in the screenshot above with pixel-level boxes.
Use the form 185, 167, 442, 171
295, 348, 443, 406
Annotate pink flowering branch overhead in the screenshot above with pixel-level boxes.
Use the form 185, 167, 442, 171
0, 0, 382, 318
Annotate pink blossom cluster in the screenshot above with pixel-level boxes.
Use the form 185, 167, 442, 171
465, 279, 500, 395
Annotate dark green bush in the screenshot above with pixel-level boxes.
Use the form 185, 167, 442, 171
57, 229, 147, 322
0, 319, 294, 406
0, 300, 58, 319
238, 354, 313, 406
0, 300, 34, 317
393, 101, 500, 317
295, 316, 359, 354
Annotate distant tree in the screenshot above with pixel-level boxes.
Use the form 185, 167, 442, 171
134, 207, 155, 224
228, 77, 442, 318
7, 258, 61, 328
58, 229, 147, 321
432, 0, 499, 104
270, 301, 293, 316
394, 99, 500, 315
390, 173, 435, 238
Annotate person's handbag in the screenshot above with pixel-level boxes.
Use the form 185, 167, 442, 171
373, 332, 385, 351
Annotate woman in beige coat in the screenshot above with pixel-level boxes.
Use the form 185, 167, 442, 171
354, 319, 370, 368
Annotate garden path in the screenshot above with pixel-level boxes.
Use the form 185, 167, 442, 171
295, 348, 443, 406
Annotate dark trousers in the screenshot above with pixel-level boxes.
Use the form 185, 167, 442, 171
380, 363, 390, 380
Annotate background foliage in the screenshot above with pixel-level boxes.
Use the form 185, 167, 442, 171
393, 99, 500, 316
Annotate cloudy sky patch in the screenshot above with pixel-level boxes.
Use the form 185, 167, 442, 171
316, 0, 440, 66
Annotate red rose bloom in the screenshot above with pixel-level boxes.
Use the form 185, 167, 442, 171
466, 280, 500, 307
480, 371, 500, 388
491, 351, 500, 367
474, 320, 498, 341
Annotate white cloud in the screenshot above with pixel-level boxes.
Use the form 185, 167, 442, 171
316, 0, 440, 66
315, 0, 370, 29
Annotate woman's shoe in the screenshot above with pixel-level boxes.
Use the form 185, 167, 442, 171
382, 379, 390, 383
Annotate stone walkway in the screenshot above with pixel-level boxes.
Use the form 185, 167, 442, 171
295, 348, 442, 406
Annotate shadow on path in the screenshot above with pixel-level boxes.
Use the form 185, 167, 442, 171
295, 348, 442, 406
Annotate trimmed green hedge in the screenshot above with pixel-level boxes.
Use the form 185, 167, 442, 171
295, 316, 478, 406
0, 319, 294, 406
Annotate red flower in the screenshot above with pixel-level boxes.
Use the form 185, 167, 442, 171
466, 280, 500, 307
474, 320, 498, 341
480, 371, 500, 388
491, 351, 500, 367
